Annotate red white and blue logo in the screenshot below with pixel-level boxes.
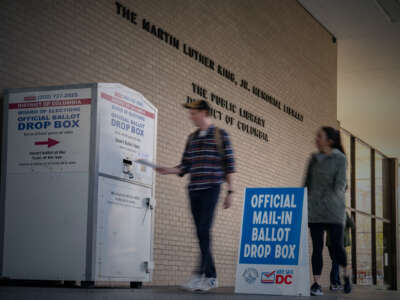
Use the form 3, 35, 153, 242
261, 269, 293, 285
261, 271, 276, 283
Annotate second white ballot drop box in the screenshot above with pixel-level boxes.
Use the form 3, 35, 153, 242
0, 83, 157, 286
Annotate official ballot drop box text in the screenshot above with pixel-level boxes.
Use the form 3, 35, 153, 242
0, 83, 157, 283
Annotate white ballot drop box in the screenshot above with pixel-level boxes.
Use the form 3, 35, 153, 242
0, 83, 157, 285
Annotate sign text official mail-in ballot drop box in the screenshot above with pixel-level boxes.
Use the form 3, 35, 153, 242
0, 83, 157, 286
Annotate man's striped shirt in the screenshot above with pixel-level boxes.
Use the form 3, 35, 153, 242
178, 125, 235, 191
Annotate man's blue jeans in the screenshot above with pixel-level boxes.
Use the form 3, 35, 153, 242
189, 185, 221, 278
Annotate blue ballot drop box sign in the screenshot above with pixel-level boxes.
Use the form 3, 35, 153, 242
235, 187, 310, 296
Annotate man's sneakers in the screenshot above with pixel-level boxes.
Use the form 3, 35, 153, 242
315, 279, 350, 296
329, 284, 338, 291
310, 282, 324, 296
343, 276, 352, 294
329, 284, 343, 291
197, 277, 218, 292
181, 275, 218, 292
180, 274, 204, 291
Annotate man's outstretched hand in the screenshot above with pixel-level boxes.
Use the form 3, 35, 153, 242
155, 167, 180, 175
156, 167, 169, 175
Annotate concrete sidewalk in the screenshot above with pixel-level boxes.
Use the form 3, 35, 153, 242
0, 285, 399, 300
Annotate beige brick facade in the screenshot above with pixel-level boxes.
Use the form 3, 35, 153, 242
0, 0, 338, 287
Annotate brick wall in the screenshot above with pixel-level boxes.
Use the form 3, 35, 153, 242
0, 0, 338, 287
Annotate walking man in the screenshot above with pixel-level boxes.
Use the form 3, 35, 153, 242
156, 99, 235, 292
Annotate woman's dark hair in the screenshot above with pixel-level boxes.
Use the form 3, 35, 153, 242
321, 126, 345, 154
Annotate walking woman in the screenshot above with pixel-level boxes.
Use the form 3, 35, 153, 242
304, 127, 351, 295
